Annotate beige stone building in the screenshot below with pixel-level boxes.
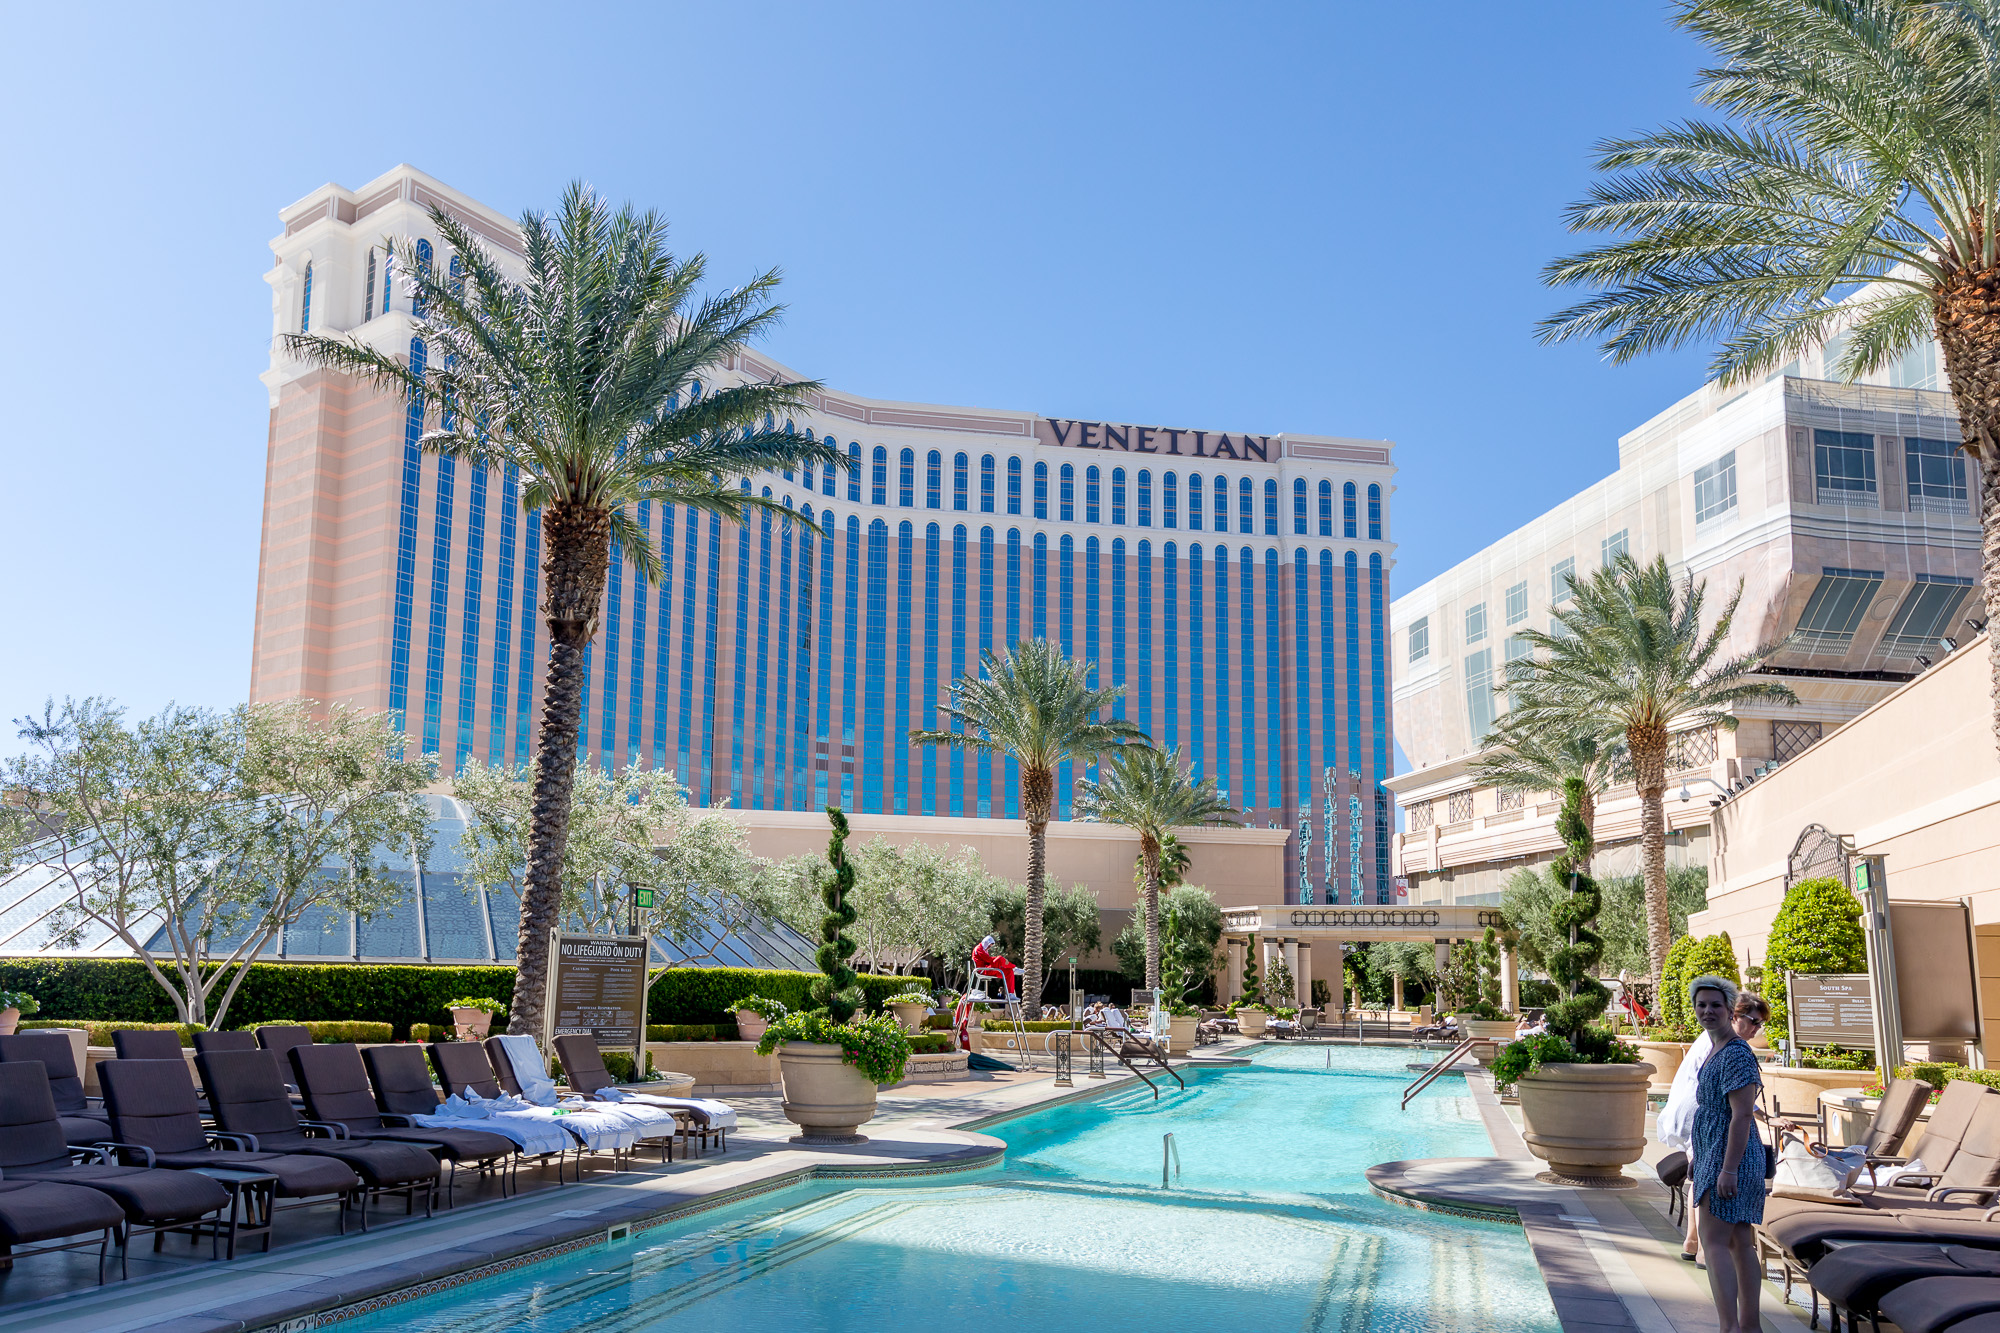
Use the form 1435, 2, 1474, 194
1691, 634, 2000, 1057
1388, 346, 1983, 907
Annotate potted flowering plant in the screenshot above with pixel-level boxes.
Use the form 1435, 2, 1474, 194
443, 996, 504, 1041
762, 810, 913, 1143
1493, 781, 1647, 1184
0, 992, 38, 1037
887, 985, 931, 1036
733, 994, 788, 1043
1232, 1001, 1270, 1037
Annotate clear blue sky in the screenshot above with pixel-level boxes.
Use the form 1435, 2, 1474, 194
0, 3, 1715, 727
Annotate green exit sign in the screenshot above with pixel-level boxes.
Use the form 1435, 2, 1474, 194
634, 889, 655, 908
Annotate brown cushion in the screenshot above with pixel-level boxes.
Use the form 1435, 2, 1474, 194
295, 1140, 439, 1188
1877, 1275, 2000, 1333
428, 1042, 501, 1099
0, 1063, 85, 1173
255, 1026, 314, 1056
363, 1045, 442, 1117
553, 1035, 612, 1096
60, 1114, 112, 1149
149, 1149, 359, 1199
112, 1030, 185, 1061
0, 1179, 124, 1244
291, 1044, 389, 1130
97, 1059, 209, 1155
1808, 1243, 2000, 1316
10, 1162, 230, 1225
349, 1124, 515, 1162
0, 1033, 89, 1113
198, 1049, 314, 1148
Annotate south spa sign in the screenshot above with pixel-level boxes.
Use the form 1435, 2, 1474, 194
1035, 418, 1277, 462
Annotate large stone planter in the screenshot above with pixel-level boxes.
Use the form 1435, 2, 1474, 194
734, 1010, 770, 1044
1463, 1019, 1516, 1067
450, 1007, 494, 1042
1763, 1066, 1867, 1122
776, 1041, 878, 1144
0, 1008, 20, 1037
888, 1001, 929, 1035
1168, 1014, 1197, 1054
1634, 1041, 1691, 1095
1516, 1061, 1656, 1185
1237, 1010, 1269, 1036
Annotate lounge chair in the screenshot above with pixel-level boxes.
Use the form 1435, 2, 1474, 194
112, 1030, 184, 1061
1766, 1081, 1995, 1233
0, 1062, 231, 1278
1878, 1274, 2000, 1333
254, 1025, 315, 1069
0, 1033, 110, 1147
0, 1170, 125, 1284
97, 1058, 361, 1243
552, 1034, 733, 1156
289, 1044, 517, 1203
1807, 1242, 2000, 1333
429, 1041, 632, 1174
478, 1036, 647, 1166
369, 1045, 571, 1184
198, 1050, 439, 1230
1849, 1078, 1932, 1159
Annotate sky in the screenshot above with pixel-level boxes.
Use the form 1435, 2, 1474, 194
0, 3, 1717, 727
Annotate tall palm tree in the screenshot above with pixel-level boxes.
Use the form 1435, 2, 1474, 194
1541, 0, 2000, 755
1501, 555, 1796, 988
1468, 717, 1625, 872
912, 639, 1145, 1013
286, 183, 840, 1038
1075, 745, 1240, 993
1132, 829, 1193, 895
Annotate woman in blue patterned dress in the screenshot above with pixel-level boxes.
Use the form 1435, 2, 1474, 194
1691, 974, 1766, 1333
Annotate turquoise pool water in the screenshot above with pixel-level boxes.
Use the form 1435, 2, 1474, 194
344, 1047, 1559, 1332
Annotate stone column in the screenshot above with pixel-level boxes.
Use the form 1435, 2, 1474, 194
1282, 939, 1301, 1007
1224, 939, 1243, 1004
1392, 973, 1406, 1012
1501, 942, 1520, 1015
1296, 942, 1314, 1011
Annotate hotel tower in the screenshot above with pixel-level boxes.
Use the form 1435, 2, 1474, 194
251, 167, 1399, 904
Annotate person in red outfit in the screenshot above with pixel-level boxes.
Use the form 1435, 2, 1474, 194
971, 935, 1017, 999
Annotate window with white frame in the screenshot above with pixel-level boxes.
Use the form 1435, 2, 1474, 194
1465, 648, 1496, 740
1408, 616, 1430, 663
1906, 437, 1968, 516
1551, 557, 1576, 604
1600, 529, 1629, 566
1694, 451, 1738, 524
1814, 429, 1877, 505
1464, 602, 1487, 645
1505, 581, 1528, 625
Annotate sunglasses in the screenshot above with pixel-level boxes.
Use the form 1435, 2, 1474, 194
1738, 1015, 1765, 1029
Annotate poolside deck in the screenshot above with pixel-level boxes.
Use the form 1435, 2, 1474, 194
0, 1040, 1826, 1332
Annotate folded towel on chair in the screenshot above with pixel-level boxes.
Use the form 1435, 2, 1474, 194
492, 1034, 561, 1106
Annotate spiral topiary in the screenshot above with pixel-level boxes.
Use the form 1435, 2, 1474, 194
1542, 776, 1620, 1063
1240, 933, 1262, 1007
813, 807, 861, 1023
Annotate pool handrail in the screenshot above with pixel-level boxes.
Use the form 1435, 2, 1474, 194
1400, 1037, 1477, 1109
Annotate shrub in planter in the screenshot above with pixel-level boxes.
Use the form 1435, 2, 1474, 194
245, 1020, 393, 1044
735, 996, 789, 1021
441, 997, 506, 1017
1659, 935, 1698, 1031
907, 1032, 955, 1055
1799, 1043, 1873, 1072
757, 1009, 913, 1086
20, 1019, 206, 1047
979, 1019, 1078, 1033
1765, 876, 1866, 1033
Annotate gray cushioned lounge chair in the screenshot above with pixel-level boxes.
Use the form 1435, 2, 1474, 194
291, 1043, 517, 1204
0, 1033, 110, 1147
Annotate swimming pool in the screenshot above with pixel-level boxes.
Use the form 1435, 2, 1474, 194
342, 1047, 1559, 1333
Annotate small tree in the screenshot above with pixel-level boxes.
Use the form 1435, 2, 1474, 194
1265, 956, 1297, 1009
1113, 885, 1222, 1004
1659, 934, 1699, 1030
1540, 776, 1624, 1063
1241, 932, 1262, 1006
815, 809, 861, 1022
1479, 926, 1506, 1014
988, 882, 1103, 995
1766, 877, 1866, 1033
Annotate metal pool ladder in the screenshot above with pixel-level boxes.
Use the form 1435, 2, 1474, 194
1161, 1133, 1182, 1189
1401, 1037, 1477, 1109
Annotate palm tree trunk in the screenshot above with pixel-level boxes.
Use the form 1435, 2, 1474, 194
1932, 271, 2000, 758
1628, 725, 1671, 996
510, 502, 611, 1042
1141, 834, 1162, 992
1020, 765, 1055, 1017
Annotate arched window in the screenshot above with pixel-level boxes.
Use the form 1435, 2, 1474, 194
1007, 457, 1023, 514
364, 249, 377, 321
448, 254, 464, 300
1034, 461, 1049, 519
1367, 483, 1383, 540
1058, 463, 1074, 521
980, 455, 996, 512
1263, 478, 1279, 535
1343, 482, 1358, 538
1163, 471, 1179, 528
299, 261, 313, 333
822, 436, 838, 496
872, 446, 889, 506
921, 450, 939, 508
1085, 465, 1101, 523
413, 239, 432, 318
1135, 469, 1150, 526
1319, 480, 1334, 536
381, 251, 395, 315
899, 448, 916, 507
1111, 467, 1126, 525
953, 452, 969, 510
1188, 472, 1204, 529
847, 442, 862, 502
1292, 478, 1308, 534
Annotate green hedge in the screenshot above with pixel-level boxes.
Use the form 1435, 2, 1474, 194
646, 967, 916, 1024
980, 1019, 1074, 1032
645, 1023, 740, 1043
1908, 1062, 2000, 1093
907, 1032, 954, 1054
19, 1019, 206, 1047
243, 1020, 394, 1044
0, 958, 918, 1040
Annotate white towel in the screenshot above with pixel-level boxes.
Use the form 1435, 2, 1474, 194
493, 1034, 560, 1106
413, 1091, 572, 1156
601, 1092, 738, 1131
560, 1096, 681, 1141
